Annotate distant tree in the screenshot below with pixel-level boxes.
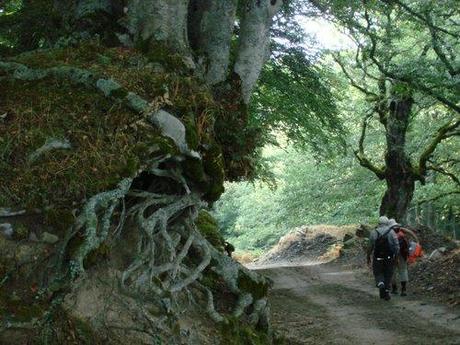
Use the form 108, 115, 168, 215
313, 0, 460, 221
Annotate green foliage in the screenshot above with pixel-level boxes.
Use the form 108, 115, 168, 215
0, 0, 62, 55
213, 144, 384, 251
220, 317, 271, 345
253, 51, 346, 158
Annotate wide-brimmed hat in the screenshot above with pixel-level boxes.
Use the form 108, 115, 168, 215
387, 218, 400, 228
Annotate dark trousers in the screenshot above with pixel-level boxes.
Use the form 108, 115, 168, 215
372, 258, 395, 290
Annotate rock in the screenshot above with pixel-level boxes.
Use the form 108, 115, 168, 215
41, 232, 59, 244
126, 92, 149, 113
0, 208, 26, 217
28, 232, 39, 242
343, 233, 354, 242
0, 223, 14, 238
96, 78, 122, 97
146, 62, 165, 74
150, 110, 200, 158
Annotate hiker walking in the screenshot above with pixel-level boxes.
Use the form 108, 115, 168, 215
367, 216, 400, 301
391, 226, 419, 296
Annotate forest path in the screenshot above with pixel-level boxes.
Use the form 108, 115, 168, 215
252, 263, 460, 345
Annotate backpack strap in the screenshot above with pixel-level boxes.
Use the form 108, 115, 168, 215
377, 228, 392, 239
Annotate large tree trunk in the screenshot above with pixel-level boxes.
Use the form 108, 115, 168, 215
379, 94, 415, 222
188, 0, 238, 85
234, 0, 282, 103
125, 0, 190, 52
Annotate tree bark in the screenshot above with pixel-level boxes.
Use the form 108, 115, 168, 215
125, 0, 190, 52
188, 0, 238, 85
379, 94, 415, 222
234, 0, 282, 103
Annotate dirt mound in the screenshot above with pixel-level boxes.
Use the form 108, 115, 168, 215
407, 224, 452, 253
335, 237, 369, 268
410, 248, 460, 306
255, 225, 354, 265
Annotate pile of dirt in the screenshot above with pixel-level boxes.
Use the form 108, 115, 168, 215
409, 247, 460, 306
407, 224, 453, 253
335, 237, 369, 268
255, 225, 355, 265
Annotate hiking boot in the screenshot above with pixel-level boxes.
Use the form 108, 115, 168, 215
391, 284, 398, 294
384, 290, 391, 301
377, 282, 385, 299
400, 282, 407, 296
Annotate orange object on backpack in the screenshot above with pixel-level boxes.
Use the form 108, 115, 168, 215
408, 242, 423, 264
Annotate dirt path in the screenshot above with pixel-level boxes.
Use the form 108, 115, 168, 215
253, 263, 460, 345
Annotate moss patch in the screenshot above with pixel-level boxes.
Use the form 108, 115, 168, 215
237, 271, 269, 300
0, 42, 226, 230
195, 210, 225, 250
220, 317, 271, 345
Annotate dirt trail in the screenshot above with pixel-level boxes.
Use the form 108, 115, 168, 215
253, 263, 460, 345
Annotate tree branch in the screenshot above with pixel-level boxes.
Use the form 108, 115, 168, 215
333, 54, 378, 98
380, 0, 460, 38
417, 119, 460, 178
425, 13, 459, 76
354, 113, 386, 179
415, 191, 460, 206
427, 165, 460, 186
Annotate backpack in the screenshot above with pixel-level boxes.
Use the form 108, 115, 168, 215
397, 233, 409, 259
373, 229, 394, 259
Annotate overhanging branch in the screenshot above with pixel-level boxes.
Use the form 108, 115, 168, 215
418, 119, 460, 178
427, 165, 460, 186
354, 113, 386, 179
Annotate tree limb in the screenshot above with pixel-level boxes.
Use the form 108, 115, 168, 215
333, 54, 378, 98
417, 119, 460, 178
427, 165, 460, 186
354, 113, 386, 179
380, 0, 460, 38
415, 191, 460, 206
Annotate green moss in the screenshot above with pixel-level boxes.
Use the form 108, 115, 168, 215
183, 115, 199, 150
195, 210, 225, 250
13, 223, 29, 240
44, 209, 75, 232
182, 157, 206, 183
202, 144, 225, 202
220, 317, 271, 345
237, 271, 269, 300
0, 288, 46, 322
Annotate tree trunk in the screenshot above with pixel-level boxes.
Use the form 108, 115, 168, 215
234, 0, 282, 103
380, 175, 415, 222
188, 0, 238, 85
125, 0, 190, 52
379, 93, 415, 223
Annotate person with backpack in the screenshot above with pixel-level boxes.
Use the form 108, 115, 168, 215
367, 216, 400, 301
391, 226, 419, 296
